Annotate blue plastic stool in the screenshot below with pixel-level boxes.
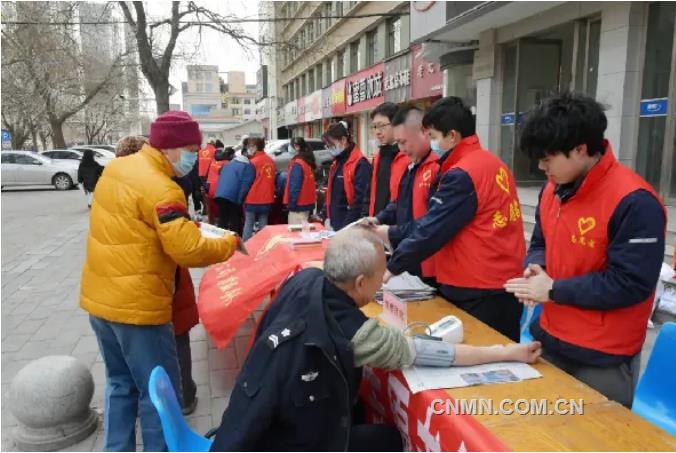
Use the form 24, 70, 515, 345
519, 304, 542, 343
148, 366, 214, 452
632, 322, 676, 436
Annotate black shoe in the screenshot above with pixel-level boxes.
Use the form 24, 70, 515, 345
182, 397, 198, 416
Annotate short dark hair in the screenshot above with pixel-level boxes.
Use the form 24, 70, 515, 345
519, 92, 607, 160
422, 96, 475, 137
392, 105, 422, 127
251, 137, 265, 151
370, 102, 400, 121
322, 120, 352, 144
214, 139, 224, 149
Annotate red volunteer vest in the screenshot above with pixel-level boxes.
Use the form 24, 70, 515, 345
283, 158, 317, 207
326, 146, 365, 215
245, 151, 276, 205
368, 149, 410, 216
412, 151, 440, 278
434, 135, 525, 288
538, 142, 665, 356
198, 144, 216, 177
206, 160, 227, 199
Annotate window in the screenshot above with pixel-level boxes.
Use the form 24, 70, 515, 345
244, 99, 252, 105
307, 21, 314, 44
387, 17, 401, 56
14, 154, 39, 165
205, 83, 213, 93
337, 50, 345, 79
323, 3, 332, 30
334, 1, 343, 17
295, 79, 300, 99
232, 97, 241, 104
1, 153, 15, 164
366, 29, 377, 66
308, 68, 315, 92
316, 65, 323, 89
232, 108, 240, 116
244, 109, 251, 115
350, 40, 359, 73
325, 60, 332, 85
191, 104, 213, 115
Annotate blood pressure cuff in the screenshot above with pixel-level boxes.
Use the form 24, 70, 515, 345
412, 336, 456, 367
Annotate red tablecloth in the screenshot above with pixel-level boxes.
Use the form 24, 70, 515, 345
197, 224, 327, 349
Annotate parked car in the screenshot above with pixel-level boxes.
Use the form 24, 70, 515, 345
265, 139, 333, 175
1, 151, 79, 190
89, 144, 116, 152
70, 146, 116, 162
42, 149, 112, 166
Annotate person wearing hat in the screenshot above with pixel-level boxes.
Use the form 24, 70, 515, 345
80, 110, 240, 451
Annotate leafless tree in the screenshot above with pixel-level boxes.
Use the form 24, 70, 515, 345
1, 2, 128, 148
118, 1, 258, 114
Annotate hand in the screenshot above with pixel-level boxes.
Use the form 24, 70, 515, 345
503, 341, 542, 364
504, 264, 553, 303
383, 269, 393, 284
518, 264, 540, 306
374, 225, 390, 245
359, 217, 380, 228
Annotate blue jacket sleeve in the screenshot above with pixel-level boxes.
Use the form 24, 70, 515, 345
376, 201, 398, 226
551, 190, 666, 310
524, 184, 547, 268
287, 163, 303, 210
345, 158, 372, 225
238, 163, 256, 205
387, 168, 478, 276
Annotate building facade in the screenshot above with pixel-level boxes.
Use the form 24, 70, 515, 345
411, 1, 676, 203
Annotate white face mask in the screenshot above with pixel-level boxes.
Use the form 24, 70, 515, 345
329, 146, 344, 157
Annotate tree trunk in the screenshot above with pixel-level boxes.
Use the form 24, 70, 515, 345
39, 131, 50, 150
29, 124, 38, 151
11, 134, 28, 150
50, 118, 67, 149
153, 80, 171, 115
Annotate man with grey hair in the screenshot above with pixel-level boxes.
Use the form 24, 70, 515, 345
211, 226, 542, 452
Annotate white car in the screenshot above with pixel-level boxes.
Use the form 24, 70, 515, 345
1, 151, 79, 190
69, 146, 116, 164
42, 149, 112, 166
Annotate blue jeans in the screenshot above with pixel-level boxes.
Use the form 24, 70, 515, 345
243, 211, 269, 241
89, 315, 181, 452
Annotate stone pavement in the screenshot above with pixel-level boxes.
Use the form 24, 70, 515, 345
1, 189, 240, 451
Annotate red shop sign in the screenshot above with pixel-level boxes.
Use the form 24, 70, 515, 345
345, 63, 385, 114
411, 44, 443, 100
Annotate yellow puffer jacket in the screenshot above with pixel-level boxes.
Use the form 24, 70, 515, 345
80, 144, 237, 325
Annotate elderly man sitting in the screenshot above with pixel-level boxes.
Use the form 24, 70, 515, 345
210, 227, 542, 452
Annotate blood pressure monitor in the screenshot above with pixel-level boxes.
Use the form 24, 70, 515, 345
427, 315, 464, 344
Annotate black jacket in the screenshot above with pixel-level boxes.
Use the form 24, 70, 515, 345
211, 268, 366, 451
77, 162, 104, 192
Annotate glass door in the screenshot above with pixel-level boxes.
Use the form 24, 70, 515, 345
500, 38, 562, 183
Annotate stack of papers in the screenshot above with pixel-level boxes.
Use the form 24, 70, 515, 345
199, 222, 249, 256
376, 272, 436, 303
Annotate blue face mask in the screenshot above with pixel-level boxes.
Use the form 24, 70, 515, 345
172, 149, 197, 177
430, 140, 444, 157
329, 146, 344, 157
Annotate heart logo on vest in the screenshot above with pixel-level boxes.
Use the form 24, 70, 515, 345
423, 169, 432, 182
495, 167, 510, 193
578, 217, 596, 236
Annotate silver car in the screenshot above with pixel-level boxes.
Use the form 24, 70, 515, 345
42, 149, 112, 166
265, 139, 332, 173
1, 151, 79, 190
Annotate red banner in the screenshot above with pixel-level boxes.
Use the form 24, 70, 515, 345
360, 367, 509, 452
411, 44, 443, 100
345, 63, 385, 114
197, 225, 327, 349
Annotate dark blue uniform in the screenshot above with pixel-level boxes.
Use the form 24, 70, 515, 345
210, 268, 402, 451
328, 145, 371, 231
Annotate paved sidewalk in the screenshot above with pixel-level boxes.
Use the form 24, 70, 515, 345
1, 202, 240, 451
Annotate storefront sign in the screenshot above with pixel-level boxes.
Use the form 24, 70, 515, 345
384, 53, 411, 104
411, 44, 443, 100
640, 98, 669, 117
305, 90, 323, 122
345, 63, 385, 114
284, 100, 297, 126
297, 96, 306, 124
331, 79, 346, 115
322, 87, 333, 119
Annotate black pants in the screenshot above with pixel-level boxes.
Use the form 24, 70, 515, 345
440, 288, 522, 342
542, 349, 639, 408
216, 198, 243, 236
175, 331, 197, 408
348, 424, 403, 451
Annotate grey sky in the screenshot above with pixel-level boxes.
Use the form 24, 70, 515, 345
145, 0, 262, 107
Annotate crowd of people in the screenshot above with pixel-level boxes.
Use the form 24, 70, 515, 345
78, 92, 666, 451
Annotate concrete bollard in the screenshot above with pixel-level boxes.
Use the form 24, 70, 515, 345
9, 355, 98, 451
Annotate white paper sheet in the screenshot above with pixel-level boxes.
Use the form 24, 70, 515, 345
402, 361, 542, 394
